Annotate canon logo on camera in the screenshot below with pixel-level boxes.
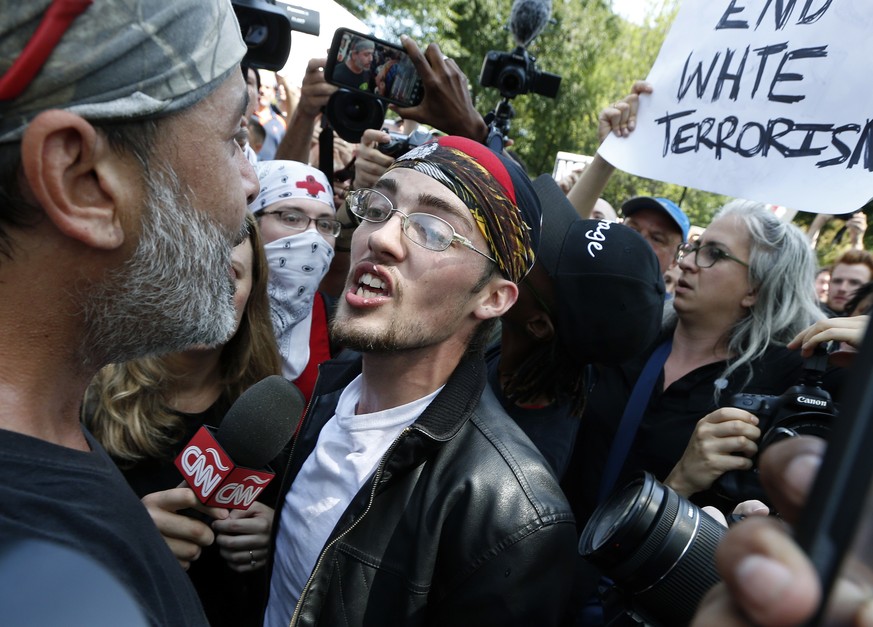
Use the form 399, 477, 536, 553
797, 395, 828, 407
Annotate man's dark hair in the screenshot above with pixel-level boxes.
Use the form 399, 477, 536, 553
248, 119, 267, 144
500, 340, 588, 417
242, 63, 260, 92
845, 280, 873, 316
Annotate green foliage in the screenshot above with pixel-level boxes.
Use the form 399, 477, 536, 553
795, 204, 873, 268
334, 0, 757, 230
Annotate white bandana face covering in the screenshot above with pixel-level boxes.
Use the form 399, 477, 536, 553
265, 230, 334, 380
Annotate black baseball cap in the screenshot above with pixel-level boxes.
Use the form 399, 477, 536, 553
532, 175, 665, 365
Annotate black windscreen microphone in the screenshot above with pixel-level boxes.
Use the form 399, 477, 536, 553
175, 375, 304, 509
216, 375, 303, 469
509, 0, 552, 47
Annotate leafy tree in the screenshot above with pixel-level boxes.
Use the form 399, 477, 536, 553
332, 0, 773, 229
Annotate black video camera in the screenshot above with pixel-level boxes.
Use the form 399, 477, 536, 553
715, 344, 837, 502
231, 0, 320, 71
479, 46, 560, 100
478, 7, 562, 152
376, 128, 435, 159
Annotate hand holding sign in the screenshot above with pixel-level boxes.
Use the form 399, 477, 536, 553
600, 0, 873, 215
598, 80, 653, 142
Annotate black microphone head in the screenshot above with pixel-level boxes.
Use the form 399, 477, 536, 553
216, 375, 304, 469
509, 0, 552, 47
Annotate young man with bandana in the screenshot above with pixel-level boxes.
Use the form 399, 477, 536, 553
0, 1, 258, 624
249, 160, 340, 402
263, 136, 577, 626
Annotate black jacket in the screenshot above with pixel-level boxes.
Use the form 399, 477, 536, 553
268, 351, 577, 626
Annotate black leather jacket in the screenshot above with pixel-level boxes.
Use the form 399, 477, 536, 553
267, 352, 577, 626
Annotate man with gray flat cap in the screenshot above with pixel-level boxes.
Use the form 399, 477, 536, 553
0, 1, 258, 624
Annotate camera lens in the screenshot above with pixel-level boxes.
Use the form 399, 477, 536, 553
497, 65, 527, 97
325, 90, 386, 144
230, 2, 292, 71
759, 410, 832, 449
579, 472, 725, 626
240, 22, 269, 47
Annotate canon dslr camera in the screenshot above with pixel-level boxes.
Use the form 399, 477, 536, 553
716, 344, 836, 502
479, 47, 560, 99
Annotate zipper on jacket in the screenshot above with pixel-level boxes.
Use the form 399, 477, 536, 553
288, 426, 414, 626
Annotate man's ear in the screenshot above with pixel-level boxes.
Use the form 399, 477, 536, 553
20, 110, 129, 250
473, 278, 518, 321
525, 311, 555, 341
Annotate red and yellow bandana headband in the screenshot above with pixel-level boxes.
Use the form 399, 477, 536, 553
386, 136, 539, 284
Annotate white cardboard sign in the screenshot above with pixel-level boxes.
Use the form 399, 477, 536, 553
599, 0, 873, 214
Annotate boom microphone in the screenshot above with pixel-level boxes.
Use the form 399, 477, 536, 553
174, 375, 304, 509
509, 0, 552, 48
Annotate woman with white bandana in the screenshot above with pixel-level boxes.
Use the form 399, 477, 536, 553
251, 161, 340, 402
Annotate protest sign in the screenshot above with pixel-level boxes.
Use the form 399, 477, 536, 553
552, 151, 594, 182
599, 0, 873, 215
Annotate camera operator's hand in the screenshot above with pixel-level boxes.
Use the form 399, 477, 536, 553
692, 436, 873, 627
297, 57, 336, 118
664, 408, 761, 497
393, 36, 489, 142
597, 80, 652, 143
788, 315, 870, 368
703, 500, 770, 527
353, 128, 395, 190
275, 57, 337, 162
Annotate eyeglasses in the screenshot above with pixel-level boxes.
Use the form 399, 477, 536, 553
675, 242, 749, 268
257, 209, 342, 238
347, 188, 496, 263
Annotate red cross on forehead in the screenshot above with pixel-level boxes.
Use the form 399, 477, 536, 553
296, 175, 325, 197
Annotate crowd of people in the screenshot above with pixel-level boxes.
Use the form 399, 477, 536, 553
1, 1, 871, 626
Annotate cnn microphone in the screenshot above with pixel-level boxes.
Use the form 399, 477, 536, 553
174, 375, 304, 510
509, 0, 552, 47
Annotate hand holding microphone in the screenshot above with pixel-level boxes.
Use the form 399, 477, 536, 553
141, 488, 228, 571
147, 376, 304, 570
174, 375, 303, 509
213, 501, 274, 572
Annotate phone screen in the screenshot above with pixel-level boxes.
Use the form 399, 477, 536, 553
324, 28, 424, 108
794, 321, 873, 625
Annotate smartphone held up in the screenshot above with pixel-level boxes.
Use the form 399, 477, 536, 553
324, 28, 424, 108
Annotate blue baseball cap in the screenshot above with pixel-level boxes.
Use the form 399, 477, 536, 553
621, 196, 691, 242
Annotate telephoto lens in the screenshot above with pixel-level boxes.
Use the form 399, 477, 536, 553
578, 472, 726, 626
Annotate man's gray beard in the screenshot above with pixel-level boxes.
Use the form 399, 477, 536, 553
79, 167, 240, 368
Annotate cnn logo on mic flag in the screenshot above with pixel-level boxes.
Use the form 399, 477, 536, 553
174, 426, 275, 510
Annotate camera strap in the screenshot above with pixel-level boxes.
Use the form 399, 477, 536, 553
597, 339, 673, 503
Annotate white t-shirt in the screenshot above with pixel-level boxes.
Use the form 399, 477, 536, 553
264, 375, 442, 626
